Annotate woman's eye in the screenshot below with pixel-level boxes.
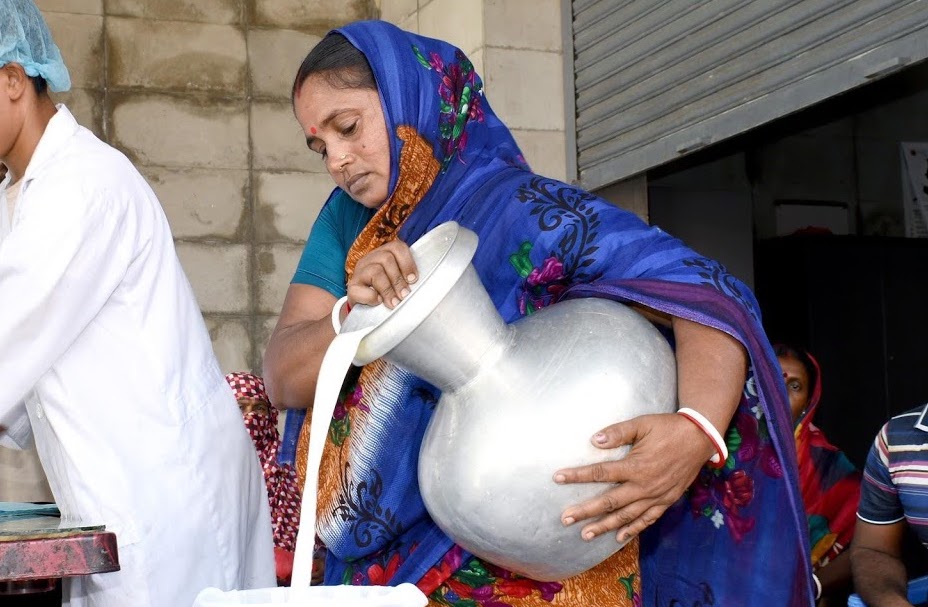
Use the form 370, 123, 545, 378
307, 140, 326, 157
342, 122, 358, 136
788, 380, 801, 392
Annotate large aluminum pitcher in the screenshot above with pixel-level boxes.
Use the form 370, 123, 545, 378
341, 222, 677, 581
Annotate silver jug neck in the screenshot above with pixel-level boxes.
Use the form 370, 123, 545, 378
385, 264, 510, 391
340, 222, 512, 391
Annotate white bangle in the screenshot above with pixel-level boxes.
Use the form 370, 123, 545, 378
331, 295, 349, 334
812, 573, 822, 600
677, 407, 728, 468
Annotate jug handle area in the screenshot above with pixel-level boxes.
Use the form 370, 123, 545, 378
331, 295, 348, 334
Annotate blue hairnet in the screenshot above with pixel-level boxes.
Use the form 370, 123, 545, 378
0, 0, 71, 93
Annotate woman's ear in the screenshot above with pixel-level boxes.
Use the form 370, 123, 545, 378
1, 63, 30, 102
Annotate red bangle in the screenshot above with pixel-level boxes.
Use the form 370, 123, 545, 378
677, 408, 728, 469
345, 301, 352, 313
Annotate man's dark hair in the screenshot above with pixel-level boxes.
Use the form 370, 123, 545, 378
291, 33, 376, 103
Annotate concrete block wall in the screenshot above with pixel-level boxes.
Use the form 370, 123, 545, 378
36, 0, 376, 373
35, 0, 567, 373
379, 0, 568, 181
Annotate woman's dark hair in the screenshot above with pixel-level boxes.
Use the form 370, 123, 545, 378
773, 343, 818, 393
291, 33, 376, 102
31, 75, 48, 95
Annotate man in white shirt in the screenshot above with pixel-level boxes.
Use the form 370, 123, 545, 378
0, 2, 275, 605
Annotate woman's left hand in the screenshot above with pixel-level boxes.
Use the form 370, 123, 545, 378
552, 315, 748, 543
554, 411, 716, 543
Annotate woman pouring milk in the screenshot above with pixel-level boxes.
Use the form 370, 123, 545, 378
264, 21, 812, 606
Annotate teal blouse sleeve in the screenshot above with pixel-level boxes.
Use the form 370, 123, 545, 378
292, 189, 375, 298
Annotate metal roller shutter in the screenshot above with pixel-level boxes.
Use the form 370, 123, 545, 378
567, 0, 928, 190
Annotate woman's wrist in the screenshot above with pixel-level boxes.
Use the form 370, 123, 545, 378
811, 573, 822, 601
676, 407, 728, 468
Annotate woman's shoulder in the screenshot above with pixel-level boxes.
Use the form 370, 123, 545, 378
327, 189, 375, 241
324, 188, 356, 211
304, 189, 375, 255
318, 188, 372, 223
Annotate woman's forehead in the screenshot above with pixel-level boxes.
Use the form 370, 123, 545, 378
298, 75, 377, 110
778, 355, 808, 378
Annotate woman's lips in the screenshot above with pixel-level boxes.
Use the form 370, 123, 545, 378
346, 172, 368, 193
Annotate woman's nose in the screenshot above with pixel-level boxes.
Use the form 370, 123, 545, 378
326, 147, 350, 174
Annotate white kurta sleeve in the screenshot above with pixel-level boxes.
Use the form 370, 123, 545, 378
0, 179, 133, 424
0, 405, 33, 449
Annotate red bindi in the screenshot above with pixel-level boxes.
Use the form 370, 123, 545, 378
310, 126, 317, 135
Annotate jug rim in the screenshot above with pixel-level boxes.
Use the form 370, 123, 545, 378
341, 221, 479, 364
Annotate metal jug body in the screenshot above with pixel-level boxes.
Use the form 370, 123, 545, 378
341, 222, 677, 581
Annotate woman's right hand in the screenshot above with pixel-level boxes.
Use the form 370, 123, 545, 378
348, 240, 418, 309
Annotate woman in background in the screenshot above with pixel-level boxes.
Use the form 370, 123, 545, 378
776, 344, 861, 605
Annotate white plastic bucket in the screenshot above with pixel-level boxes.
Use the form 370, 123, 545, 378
193, 583, 428, 607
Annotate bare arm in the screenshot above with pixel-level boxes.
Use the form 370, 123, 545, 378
817, 549, 853, 601
262, 284, 338, 410
555, 315, 747, 541
265, 240, 419, 409
672, 316, 748, 443
851, 519, 914, 607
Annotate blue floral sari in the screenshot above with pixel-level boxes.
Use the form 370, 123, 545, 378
293, 20, 814, 606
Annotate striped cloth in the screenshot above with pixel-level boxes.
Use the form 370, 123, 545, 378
858, 404, 928, 545
225, 372, 302, 583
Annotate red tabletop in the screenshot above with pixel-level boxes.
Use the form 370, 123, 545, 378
0, 515, 119, 583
